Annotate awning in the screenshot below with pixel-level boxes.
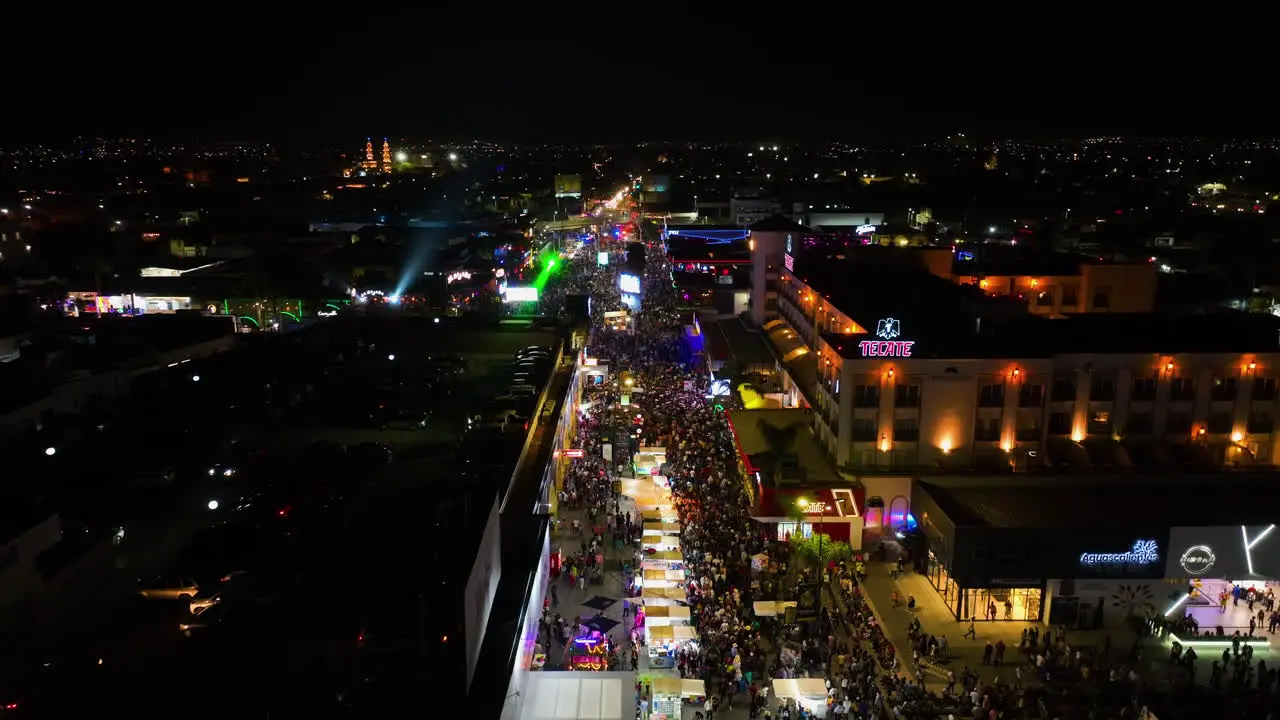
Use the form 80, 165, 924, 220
752, 600, 798, 618
520, 672, 637, 720
642, 522, 681, 534
647, 551, 683, 562
651, 677, 705, 698
640, 587, 687, 603
643, 569, 685, 582
642, 605, 691, 621
647, 624, 698, 642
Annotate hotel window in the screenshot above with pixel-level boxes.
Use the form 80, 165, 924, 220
1035, 289, 1054, 307
1126, 412, 1154, 435
1131, 376, 1157, 401
1207, 412, 1232, 434
892, 417, 920, 442
895, 384, 921, 407
853, 384, 879, 408
1211, 377, 1238, 402
1170, 377, 1196, 401
851, 418, 877, 442
1253, 377, 1278, 401
1050, 375, 1076, 402
1164, 412, 1192, 434
1247, 411, 1274, 435
1018, 384, 1044, 407
1087, 408, 1111, 435
1062, 286, 1079, 308
978, 383, 1005, 408
1089, 376, 1116, 401
1015, 419, 1041, 441
975, 418, 1001, 442
1047, 412, 1072, 435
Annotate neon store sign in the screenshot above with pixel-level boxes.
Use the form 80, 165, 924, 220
858, 318, 914, 357
1079, 539, 1160, 567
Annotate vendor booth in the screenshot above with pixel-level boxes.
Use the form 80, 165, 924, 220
752, 600, 799, 618
640, 508, 679, 524
772, 678, 830, 718
639, 605, 691, 626
642, 522, 681, 536
569, 629, 614, 672
640, 587, 687, 606
645, 624, 698, 670
640, 568, 685, 589
650, 677, 706, 720
642, 535, 681, 553
621, 480, 672, 512
634, 447, 666, 476
642, 554, 685, 572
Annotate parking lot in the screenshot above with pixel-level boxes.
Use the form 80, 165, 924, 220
0, 316, 561, 715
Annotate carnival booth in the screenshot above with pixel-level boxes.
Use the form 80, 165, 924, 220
752, 600, 799, 618
639, 605, 691, 627
639, 587, 687, 606
772, 678, 830, 718
642, 535, 681, 553
650, 677, 707, 720
642, 521, 681, 536
569, 629, 614, 672
633, 447, 666, 476
640, 508, 679, 524
645, 624, 698, 670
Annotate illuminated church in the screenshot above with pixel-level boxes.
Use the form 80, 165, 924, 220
345, 137, 394, 177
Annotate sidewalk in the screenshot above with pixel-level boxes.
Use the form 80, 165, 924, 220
859, 561, 1135, 687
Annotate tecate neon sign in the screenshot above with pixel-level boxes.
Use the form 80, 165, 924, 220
859, 318, 914, 357
1079, 539, 1160, 567
856, 224, 877, 235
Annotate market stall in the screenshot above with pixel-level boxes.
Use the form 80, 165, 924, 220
645, 624, 698, 670
639, 587, 687, 606
568, 629, 614, 672
633, 447, 666, 476
640, 568, 685, 589
650, 677, 706, 720
640, 508, 679, 524
752, 600, 799, 618
641, 553, 685, 572
620, 479, 672, 512
772, 678, 829, 717
642, 535, 681, 553
639, 605, 691, 626
642, 522, 681, 536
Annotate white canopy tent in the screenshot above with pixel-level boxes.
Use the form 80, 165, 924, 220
772, 678, 829, 717
520, 672, 637, 720
752, 600, 798, 618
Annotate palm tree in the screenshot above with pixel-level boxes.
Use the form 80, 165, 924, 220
755, 419, 801, 488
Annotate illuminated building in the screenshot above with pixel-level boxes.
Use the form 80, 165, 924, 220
361, 138, 378, 172
381, 138, 392, 174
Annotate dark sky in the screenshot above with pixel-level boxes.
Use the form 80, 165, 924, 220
3, 8, 1274, 143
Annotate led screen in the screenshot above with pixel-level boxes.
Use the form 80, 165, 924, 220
503, 286, 539, 303
1166, 525, 1280, 581
619, 274, 641, 294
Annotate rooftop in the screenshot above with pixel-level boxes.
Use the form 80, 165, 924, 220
726, 408, 842, 485
703, 317, 774, 366
918, 474, 1280, 530
749, 215, 810, 233
950, 248, 1098, 277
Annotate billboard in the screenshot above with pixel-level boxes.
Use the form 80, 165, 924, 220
554, 174, 582, 198
1166, 525, 1280, 581
502, 286, 539, 303
619, 274, 641, 295
597, 251, 609, 267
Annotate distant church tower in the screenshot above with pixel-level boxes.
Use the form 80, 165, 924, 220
362, 138, 378, 172
381, 139, 392, 173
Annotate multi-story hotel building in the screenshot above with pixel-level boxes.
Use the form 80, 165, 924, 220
754, 235, 1280, 472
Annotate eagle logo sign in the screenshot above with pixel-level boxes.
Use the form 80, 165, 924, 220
875, 318, 901, 340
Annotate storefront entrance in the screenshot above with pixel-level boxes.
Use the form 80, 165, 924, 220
927, 552, 1044, 622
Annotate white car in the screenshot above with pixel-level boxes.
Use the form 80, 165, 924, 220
138, 576, 199, 600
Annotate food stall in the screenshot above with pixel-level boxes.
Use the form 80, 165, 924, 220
650, 677, 706, 720
640, 568, 685, 589
633, 447, 666, 476
622, 479, 672, 512
642, 522, 681, 536
752, 600, 799, 618
639, 587, 687, 606
641, 552, 684, 572
772, 678, 829, 717
639, 605, 691, 627
642, 535, 681, 553
640, 508, 679, 524
645, 624, 698, 670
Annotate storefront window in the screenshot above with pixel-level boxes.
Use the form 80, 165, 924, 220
776, 522, 813, 541
927, 552, 960, 619
962, 587, 1043, 622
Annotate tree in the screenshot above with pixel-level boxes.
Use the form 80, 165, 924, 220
790, 533, 852, 566
755, 419, 801, 488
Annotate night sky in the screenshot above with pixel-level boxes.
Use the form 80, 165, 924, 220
4, 9, 1273, 143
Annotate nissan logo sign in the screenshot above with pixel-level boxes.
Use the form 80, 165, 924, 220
1179, 545, 1217, 576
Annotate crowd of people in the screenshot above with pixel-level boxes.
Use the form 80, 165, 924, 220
536, 230, 1280, 719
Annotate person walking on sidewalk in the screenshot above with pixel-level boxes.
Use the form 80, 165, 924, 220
963, 618, 977, 640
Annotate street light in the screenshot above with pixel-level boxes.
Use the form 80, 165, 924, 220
44, 446, 56, 457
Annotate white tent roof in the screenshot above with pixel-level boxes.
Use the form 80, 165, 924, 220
520, 672, 637, 720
